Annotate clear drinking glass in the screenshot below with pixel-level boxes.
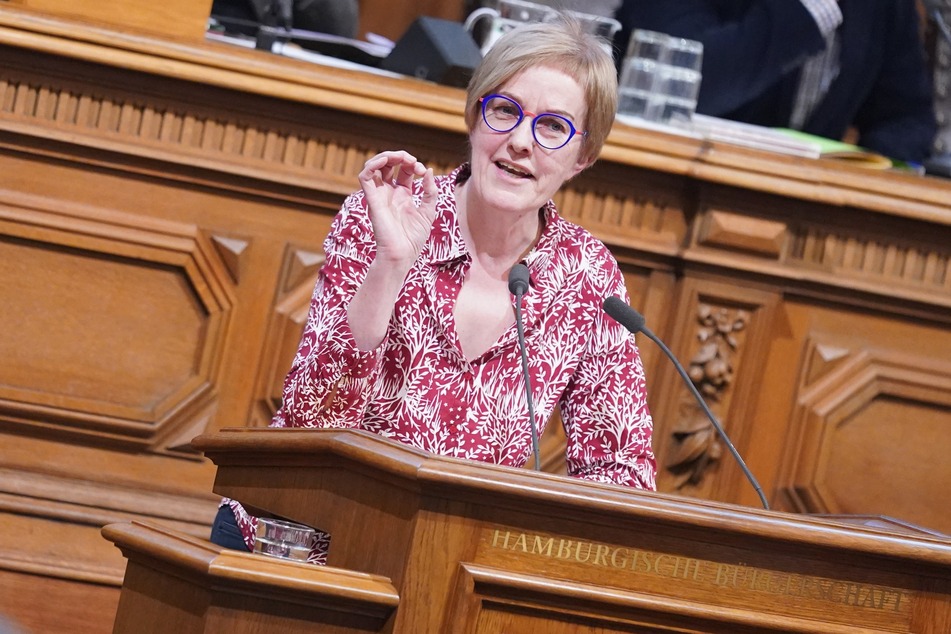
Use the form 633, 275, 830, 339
618, 30, 704, 126
253, 517, 315, 562
666, 37, 704, 74
656, 37, 703, 125
656, 65, 703, 125
626, 29, 670, 63
618, 57, 663, 120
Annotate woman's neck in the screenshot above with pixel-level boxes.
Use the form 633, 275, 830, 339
456, 181, 543, 268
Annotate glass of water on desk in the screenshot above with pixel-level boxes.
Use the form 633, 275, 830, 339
656, 63, 703, 126
660, 36, 703, 125
618, 29, 668, 121
619, 56, 663, 120
618, 30, 703, 126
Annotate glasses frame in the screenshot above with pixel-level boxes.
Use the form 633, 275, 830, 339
479, 94, 586, 150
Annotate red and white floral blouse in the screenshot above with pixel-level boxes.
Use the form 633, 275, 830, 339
225, 165, 656, 561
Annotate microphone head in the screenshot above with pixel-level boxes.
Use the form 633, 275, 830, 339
508, 263, 530, 296
603, 296, 646, 334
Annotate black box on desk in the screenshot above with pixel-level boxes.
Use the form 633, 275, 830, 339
382, 17, 483, 88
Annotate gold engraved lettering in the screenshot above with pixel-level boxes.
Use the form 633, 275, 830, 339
844, 583, 862, 606
784, 573, 803, 597
768, 571, 790, 595
715, 562, 739, 587
862, 587, 881, 609
637, 550, 653, 574
679, 556, 702, 581
485, 529, 912, 614
575, 541, 593, 563
653, 554, 674, 576
823, 580, 837, 602
531, 536, 553, 557
491, 530, 512, 549
513, 533, 528, 553
610, 547, 629, 568
891, 589, 905, 612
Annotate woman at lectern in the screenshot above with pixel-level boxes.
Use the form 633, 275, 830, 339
211, 13, 656, 562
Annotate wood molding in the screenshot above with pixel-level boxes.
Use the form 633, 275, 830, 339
0, 189, 234, 454
779, 346, 951, 528
8, 0, 213, 41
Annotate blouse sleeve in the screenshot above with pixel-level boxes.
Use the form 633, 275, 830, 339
558, 258, 657, 490
271, 191, 386, 429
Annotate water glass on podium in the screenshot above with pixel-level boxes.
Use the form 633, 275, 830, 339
253, 517, 315, 562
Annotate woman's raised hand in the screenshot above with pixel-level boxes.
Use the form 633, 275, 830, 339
358, 151, 438, 266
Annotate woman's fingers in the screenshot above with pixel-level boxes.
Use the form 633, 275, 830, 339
360, 151, 424, 190
394, 160, 423, 189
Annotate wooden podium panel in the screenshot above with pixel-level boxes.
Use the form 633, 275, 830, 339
173, 428, 951, 633
102, 520, 399, 634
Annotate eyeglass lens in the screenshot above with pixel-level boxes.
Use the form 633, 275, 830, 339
481, 95, 576, 150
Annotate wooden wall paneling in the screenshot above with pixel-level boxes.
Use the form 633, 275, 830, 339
0, 164, 231, 630
0, 98, 318, 615
761, 300, 951, 535
643, 274, 780, 506
0, 40, 470, 206
0, 15, 399, 631
698, 177, 951, 521
560, 158, 692, 256
0, 188, 236, 448
6, 0, 214, 41
248, 243, 324, 428
0, 568, 119, 634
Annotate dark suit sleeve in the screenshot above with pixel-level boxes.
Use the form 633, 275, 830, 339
851, 1, 937, 163
614, 0, 828, 115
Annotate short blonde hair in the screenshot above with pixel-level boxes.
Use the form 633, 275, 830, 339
464, 14, 618, 166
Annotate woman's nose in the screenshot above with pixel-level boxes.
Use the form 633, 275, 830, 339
508, 118, 535, 151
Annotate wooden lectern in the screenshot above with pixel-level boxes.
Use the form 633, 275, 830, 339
104, 428, 951, 632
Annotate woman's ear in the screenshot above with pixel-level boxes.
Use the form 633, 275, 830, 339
569, 155, 594, 179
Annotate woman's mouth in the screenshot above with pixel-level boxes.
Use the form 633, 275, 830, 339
496, 161, 533, 179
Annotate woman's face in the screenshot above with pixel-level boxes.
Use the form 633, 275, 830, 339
467, 65, 590, 218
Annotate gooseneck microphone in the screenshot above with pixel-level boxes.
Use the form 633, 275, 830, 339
603, 296, 770, 510
509, 263, 540, 470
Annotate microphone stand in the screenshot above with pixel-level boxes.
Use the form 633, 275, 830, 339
509, 264, 541, 470
603, 296, 770, 510
641, 324, 770, 510
252, 0, 294, 50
